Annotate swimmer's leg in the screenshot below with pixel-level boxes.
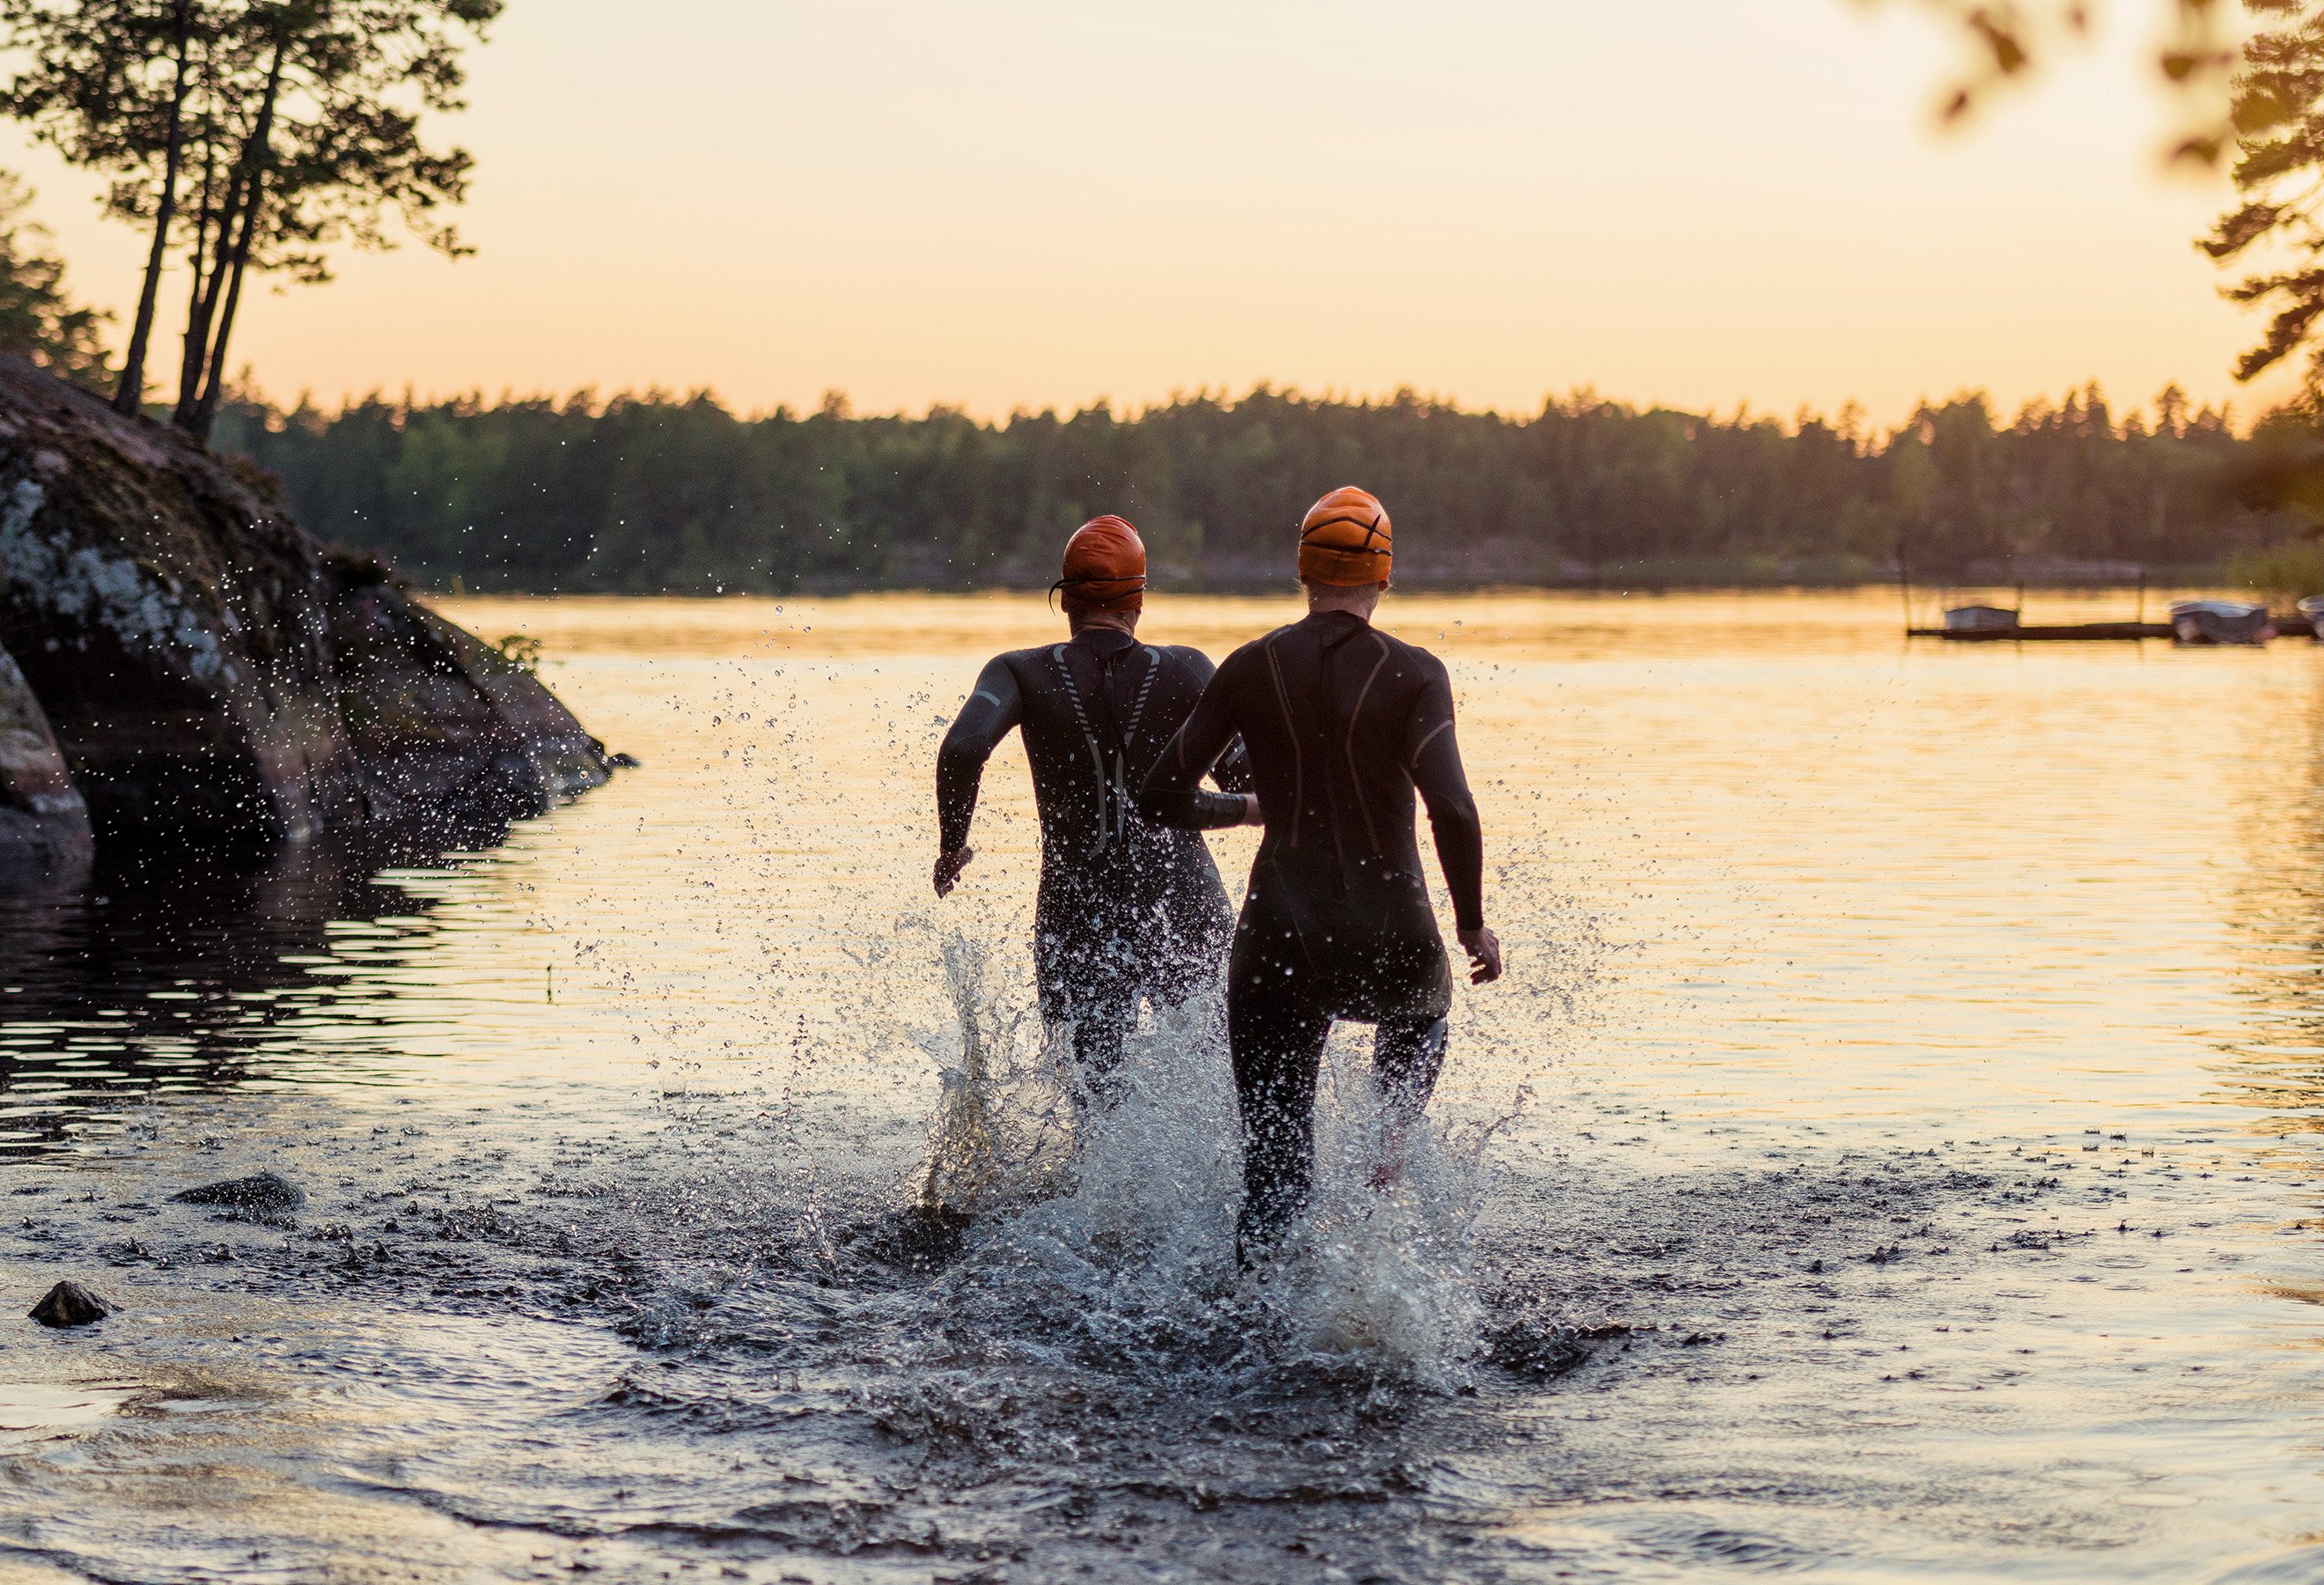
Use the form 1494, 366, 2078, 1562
1070, 985, 1134, 1110
1374, 1014, 1450, 1115
1228, 977, 1331, 1263
1370, 1014, 1449, 1187
1036, 923, 1136, 1112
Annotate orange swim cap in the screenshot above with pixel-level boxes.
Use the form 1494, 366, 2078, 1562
1055, 515, 1146, 614
1298, 487, 1393, 587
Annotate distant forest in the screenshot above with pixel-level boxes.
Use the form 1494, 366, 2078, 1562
212, 383, 2294, 594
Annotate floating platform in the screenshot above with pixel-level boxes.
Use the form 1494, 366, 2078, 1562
1908, 613, 2319, 643
1909, 622, 2174, 642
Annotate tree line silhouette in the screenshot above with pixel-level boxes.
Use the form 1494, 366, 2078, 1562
212, 382, 2284, 594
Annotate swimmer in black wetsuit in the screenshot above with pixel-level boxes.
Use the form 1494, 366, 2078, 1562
1138, 486, 1503, 1259
934, 515, 1260, 1104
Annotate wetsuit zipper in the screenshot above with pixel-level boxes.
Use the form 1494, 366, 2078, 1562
1051, 641, 1162, 859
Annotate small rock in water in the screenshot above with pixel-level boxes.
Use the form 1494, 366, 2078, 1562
1483, 1317, 1599, 1382
29, 1280, 110, 1327
841, 1204, 971, 1274
171, 1171, 305, 1219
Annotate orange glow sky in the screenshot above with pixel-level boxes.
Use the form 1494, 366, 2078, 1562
2, 0, 2284, 425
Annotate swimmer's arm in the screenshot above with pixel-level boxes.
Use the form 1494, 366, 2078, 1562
1210, 736, 1255, 796
1171, 646, 1254, 797
1137, 682, 1252, 830
1410, 682, 1485, 934
936, 659, 1022, 857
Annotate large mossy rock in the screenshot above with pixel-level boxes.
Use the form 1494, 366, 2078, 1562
327, 564, 609, 823
0, 358, 607, 847
0, 637, 92, 874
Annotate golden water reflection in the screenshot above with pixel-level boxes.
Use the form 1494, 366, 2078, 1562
5, 588, 2323, 1158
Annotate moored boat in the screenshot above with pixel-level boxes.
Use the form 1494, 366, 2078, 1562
2169, 599, 2273, 645
1944, 604, 2020, 633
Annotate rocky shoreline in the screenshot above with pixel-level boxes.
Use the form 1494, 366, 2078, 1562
0, 358, 610, 874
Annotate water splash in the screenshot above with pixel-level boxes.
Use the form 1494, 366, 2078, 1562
896, 924, 1500, 1392
915, 930, 1077, 1218
1288, 1060, 1519, 1391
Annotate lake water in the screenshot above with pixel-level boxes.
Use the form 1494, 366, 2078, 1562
2, 588, 2323, 1583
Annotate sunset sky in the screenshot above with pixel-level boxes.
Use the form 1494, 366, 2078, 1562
3, 0, 2284, 426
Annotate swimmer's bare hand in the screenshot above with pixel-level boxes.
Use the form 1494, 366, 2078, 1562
1239, 793, 1264, 827
1459, 925, 1502, 984
933, 847, 974, 897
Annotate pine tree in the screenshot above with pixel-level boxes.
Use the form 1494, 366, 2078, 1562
0, 0, 501, 440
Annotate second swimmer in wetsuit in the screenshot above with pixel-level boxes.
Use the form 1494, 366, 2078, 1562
935, 515, 1260, 1104
1138, 487, 1503, 1258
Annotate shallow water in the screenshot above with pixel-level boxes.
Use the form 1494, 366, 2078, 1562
4, 588, 2324, 1582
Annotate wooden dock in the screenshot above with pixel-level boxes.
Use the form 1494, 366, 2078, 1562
1908, 622, 2175, 642
1909, 613, 2318, 643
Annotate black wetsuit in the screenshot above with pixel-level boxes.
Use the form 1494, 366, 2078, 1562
1137, 609, 1485, 1249
937, 628, 1250, 1097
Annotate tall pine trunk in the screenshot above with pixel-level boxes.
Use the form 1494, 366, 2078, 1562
175, 41, 281, 434
188, 40, 283, 444
114, 0, 193, 417
173, 156, 241, 428
173, 140, 217, 420
189, 157, 266, 441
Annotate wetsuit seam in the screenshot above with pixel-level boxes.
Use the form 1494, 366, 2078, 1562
1124, 647, 1162, 748
1345, 636, 1389, 853
1411, 718, 1453, 768
1262, 635, 1303, 848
